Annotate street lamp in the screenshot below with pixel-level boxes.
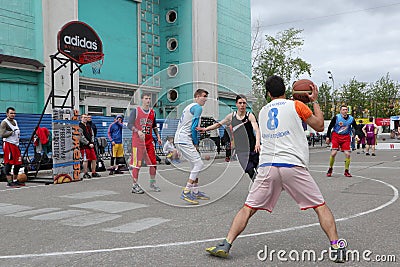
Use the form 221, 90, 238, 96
327, 71, 335, 117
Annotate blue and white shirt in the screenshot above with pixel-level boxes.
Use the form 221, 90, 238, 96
175, 103, 202, 145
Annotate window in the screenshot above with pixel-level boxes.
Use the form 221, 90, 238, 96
166, 10, 177, 23
111, 107, 126, 116
167, 64, 178, 77
167, 89, 178, 102
154, 56, 160, 67
167, 38, 178, 51
88, 106, 105, 116
153, 35, 160, 46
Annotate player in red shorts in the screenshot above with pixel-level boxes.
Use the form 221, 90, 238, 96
0, 107, 24, 188
325, 105, 358, 177
127, 92, 162, 194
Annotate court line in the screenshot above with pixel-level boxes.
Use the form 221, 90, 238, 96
0, 172, 397, 259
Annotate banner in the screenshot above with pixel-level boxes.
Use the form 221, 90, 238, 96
52, 109, 81, 183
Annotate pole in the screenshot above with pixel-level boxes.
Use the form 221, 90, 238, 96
328, 71, 335, 117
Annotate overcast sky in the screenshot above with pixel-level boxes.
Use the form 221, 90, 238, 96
251, 0, 400, 88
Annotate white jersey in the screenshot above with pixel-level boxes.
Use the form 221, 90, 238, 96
2, 118, 20, 146
175, 103, 201, 145
259, 99, 309, 168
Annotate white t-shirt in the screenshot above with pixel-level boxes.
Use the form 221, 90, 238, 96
258, 99, 310, 168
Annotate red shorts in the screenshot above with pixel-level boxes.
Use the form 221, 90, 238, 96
80, 147, 97, 161
130, 144, 157, 167
3, 142, 22, 165
331, 132, 351, 151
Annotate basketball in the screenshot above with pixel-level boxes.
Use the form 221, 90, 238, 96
17, 173, 28, 183
204, 155, 210, 160
292, 79, 313, 103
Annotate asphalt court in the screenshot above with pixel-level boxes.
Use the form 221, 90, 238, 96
0, 147, 399, 266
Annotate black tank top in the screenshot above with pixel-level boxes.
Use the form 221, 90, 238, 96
231, 111, 256, 152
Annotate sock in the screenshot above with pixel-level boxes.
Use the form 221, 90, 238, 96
150, 179, 156, 185
344, 158, 350, 170
184, 183, 193, 193
330, 240, 339, 249
329, 156, 335, 168
193, 183, 199, 194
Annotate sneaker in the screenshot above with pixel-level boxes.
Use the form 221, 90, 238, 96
14, 181, 26, 186
225, 157, 230, 162
371, 153, 376, 156
83, 173, 91, 179
356, 151, 360, 154
114, 169, 124, 174
330, 246, 346, 263
193, 191, 210, 200
6, 182, 20, 188
91, 172, 101, 177
150, 183, 161, 192
180, 189, 199, 204
109, 170, 114, 175
206, 239, 232, 258
365, 152, 370, 156
132, 183, 144, 194
326, 167, 333, 177
344, 169, 352, 177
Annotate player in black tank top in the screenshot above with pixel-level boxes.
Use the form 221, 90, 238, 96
197, 95, 261, 181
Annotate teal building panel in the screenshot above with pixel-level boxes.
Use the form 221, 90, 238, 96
0, 0, 44, 114
217, 0, 252, 95
79, 0, 139, 84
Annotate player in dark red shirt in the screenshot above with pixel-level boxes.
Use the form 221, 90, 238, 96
127, 93, 162, 193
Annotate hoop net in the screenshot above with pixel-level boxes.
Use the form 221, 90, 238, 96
78, 52, 104, 74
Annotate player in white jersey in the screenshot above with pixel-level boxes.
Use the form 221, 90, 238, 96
175, 88, 209, 204
206, 75, 346, 263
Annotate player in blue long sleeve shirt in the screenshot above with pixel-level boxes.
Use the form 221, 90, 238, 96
174, 89, 209, 204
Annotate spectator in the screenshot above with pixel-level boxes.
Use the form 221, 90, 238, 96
86, 115, 97, 138
355, 119, 365, 154
221, 128, 232, 162
108, 114, 125, 175
209, 121, 221, 155
34, 126, 51, 160
0, 107, 24, 187
79, 114, 101, 179
163, 136, 180, 164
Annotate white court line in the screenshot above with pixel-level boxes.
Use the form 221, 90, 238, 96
0, 171, 397, 259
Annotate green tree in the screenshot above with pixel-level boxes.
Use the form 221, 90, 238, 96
252, 28, 312, 115
367, 74, 400, 118
339, 78, 368, 118
317, 83, 334, 119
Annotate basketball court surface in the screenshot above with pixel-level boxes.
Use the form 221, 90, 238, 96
0, 146, 399, 266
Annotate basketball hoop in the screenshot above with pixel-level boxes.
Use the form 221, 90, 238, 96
78, 52, 104, 74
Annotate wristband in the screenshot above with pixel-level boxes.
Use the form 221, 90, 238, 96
310, 101, 318, 104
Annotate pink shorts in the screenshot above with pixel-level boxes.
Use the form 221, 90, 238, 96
245, 166, 325, 212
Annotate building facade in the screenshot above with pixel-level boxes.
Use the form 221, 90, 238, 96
0, 0, 252, 120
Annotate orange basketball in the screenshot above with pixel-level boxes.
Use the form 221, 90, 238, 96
292, 79, 313, 103
17, 173, 28, 183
